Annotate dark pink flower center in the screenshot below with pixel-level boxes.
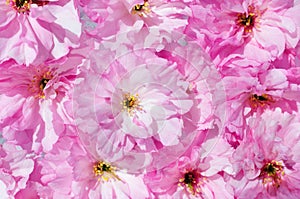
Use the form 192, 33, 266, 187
178, 169, 205, 196
259, 160, 285, 188
237, 6, 258, 34
249, 93, 275, 110
39, 78, 50, 90
7, 0, 49, 14
28, 69, 53, 99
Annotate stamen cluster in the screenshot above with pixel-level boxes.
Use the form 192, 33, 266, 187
28, 68, 53, 99
93, 161, 120, 182
131, 0, 151, 17
259, 160, 285, 188
178, 169, 205, 196
122, 93, 143, 116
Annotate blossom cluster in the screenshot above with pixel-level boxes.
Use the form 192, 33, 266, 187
1, 0, 300, 198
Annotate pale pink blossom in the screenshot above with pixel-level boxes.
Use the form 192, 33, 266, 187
219, 68, 299, 146
144, 136, 234, 199
80, 0, 191, 38
75, 49, 197, 172
74, 32, 222, 172
229, 109, 300, 198
0, 54, 83, 152
69, 137, 151, 199
0, 0, 82, 65
186, 0, 300, 68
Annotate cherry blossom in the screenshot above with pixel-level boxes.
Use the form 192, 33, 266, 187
230, 109, 300, 198
0, 0, 82, 65
0, 53, 83, 152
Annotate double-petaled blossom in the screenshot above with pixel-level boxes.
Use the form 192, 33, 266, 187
0, 53, 83, 152
144, 135, 234, 199
74, 31, 223, 172
79, 0, 191, 38
185, 0, 300, 70
219, 68, 300, 147
229, 109, 300, 198
69, 137, 151, 199
0, 0, 82, 65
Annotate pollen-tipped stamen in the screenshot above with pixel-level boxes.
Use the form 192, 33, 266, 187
178, 169, 205, 196
7, 0, 49, 13
93, 161, 121, 182
122, 93, 143, 116
28, 69, 53, 99
259, 160, 285, 188
237, 6, 258, 34
249, 93, 275, 110
131, 0, 151, 17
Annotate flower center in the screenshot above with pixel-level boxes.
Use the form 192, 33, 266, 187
237, 6, 257, 34
93, 161, 120, 182
178, 169, 205, 196
7, 0, 49, 13
259, 160, 284, 188
122, 93, 142, 116
28, 69, 53, 99
39, 78, 50, 90
131, 0, 151, 17
249, 93, 275, 110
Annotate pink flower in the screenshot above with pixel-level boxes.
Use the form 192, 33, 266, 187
80, 0, 191, 38
229, 109, 300, 198
0, 142, 34, 197
0, 53, 82, 152
74, 31, 222, 172
220, 68, 299, 146
144, 136, 234, 198
186, 0, 300, 68
69, 137, 151, 199
0, 0, 82, 65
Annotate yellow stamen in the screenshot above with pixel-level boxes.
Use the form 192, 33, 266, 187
178, 169, 204, 196
93, 161, 121, 182
122, 93, 142, 116
131, 0, 151, 17
28, 68, 53, 99
259, 160, 284, 188
237, 6, 259, 34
